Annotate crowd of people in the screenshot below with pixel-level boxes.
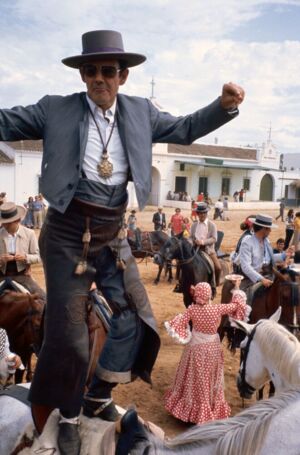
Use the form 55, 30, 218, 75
22, 194, 47, 229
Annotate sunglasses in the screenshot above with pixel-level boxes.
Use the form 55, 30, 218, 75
81, 64, 121, 78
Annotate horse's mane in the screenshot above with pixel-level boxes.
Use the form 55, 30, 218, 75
254, 320, 300, 385
146, 389, 300, 455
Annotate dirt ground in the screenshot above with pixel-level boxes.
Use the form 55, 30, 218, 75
31, 206, 287, 438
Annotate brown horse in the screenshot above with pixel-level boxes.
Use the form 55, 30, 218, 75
221, 268, 300, 336
0, 290, 45, 383
127, 230, 174, 284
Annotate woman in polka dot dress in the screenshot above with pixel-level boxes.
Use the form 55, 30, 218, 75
164, 281, 248, 425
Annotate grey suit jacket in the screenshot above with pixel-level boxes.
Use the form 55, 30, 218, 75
190, 219, 217, 255
0, 92, 237, 213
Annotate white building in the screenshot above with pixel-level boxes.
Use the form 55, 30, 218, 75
1, 136, 299, 208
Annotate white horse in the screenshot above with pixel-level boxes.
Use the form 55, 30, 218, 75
2, 309, 300, 454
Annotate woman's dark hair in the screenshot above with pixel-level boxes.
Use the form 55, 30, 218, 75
287, 209, 294, 217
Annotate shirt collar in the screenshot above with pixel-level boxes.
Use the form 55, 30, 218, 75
86, 94, 117, 122
197, 218, 208, 226
5, 226, 20, 238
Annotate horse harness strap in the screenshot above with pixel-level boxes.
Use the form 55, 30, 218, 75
0, 384, 30, 407
240, 321, 263, 395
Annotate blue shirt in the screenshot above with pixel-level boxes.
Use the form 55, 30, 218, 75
239, 234, 286, 283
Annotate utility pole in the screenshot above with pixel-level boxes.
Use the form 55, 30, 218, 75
150, 77, 155, 99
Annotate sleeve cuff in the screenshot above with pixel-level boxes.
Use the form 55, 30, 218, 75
226, 107, 239, 117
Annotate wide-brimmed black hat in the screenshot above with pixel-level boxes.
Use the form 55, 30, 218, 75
196, 203, 209, 213
248, 214, 277, 229
62, 30, 146, 69
0, 202, 26, 223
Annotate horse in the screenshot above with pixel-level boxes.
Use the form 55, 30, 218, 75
220, 268, 300, 344
220, 269, 300, 398
3, 383, 300, 454
0, 287, 45, 383
127, 230, 174, 284
154, 237, 230, 307
231, 307, 300, 397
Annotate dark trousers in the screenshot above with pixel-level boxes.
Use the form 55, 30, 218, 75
284, 229, 294, 250
29, 207, 143, 411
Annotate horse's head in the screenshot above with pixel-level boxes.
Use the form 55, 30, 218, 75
153, 237, 178, 266
230, 308, 282, 398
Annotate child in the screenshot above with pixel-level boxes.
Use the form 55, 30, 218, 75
164, 281, 248, 425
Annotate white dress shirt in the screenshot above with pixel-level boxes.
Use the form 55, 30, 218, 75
83, 95, 129, 185
194, 218, 209, 241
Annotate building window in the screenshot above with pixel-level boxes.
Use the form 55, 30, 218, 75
243, 178, 250, 191
179, 163, 185, 171
175, 176, 187, 193
198, 177, 208, 195
221, 177, 230, 195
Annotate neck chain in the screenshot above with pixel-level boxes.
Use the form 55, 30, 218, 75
88, 105, 116, 178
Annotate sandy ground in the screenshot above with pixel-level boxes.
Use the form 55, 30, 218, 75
31, 206, 287, 437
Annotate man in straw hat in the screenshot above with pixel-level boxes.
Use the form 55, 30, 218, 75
190, 202, 221, 293
236, 214, 293, 301
0, 202, 45, 298
0, 29, 244, 452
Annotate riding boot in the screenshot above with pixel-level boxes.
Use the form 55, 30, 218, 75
215, 268, 221, 287
58, 410, 81, 455
83, 379, 119, 421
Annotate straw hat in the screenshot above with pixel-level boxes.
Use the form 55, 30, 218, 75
0, 202, 26, 223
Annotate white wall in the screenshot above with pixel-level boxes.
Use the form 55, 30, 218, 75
9, 151, 42, 204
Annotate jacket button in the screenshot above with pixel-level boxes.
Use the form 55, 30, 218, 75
76, 164, 79, 170
67, 183, 73, 190
58, 199, 64, 206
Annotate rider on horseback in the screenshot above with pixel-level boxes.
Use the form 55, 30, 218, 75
0, 202, 45, 299
190, 203, 221, 291
236, 214, 293, 304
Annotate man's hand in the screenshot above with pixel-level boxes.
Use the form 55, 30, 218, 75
0, 253, 15, 264
195, 239, 204, 246
221, 82, 245, 110
14, 254, 26, 262
261, 277, 273, 287
286, 246, 295, 258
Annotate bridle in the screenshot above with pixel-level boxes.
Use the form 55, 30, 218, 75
157, 236, 200, 266
238, 321, 263, 399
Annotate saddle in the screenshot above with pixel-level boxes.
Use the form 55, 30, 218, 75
31, 290, 112, 434
197, 250, 217, 296
0, 384, 30, 406
0, 278, 30, 296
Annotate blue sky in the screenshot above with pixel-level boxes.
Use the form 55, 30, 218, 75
1, 0, 300, 156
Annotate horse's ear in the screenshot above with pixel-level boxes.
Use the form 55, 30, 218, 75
269, 306, 282, 323
229, 317, 252, 335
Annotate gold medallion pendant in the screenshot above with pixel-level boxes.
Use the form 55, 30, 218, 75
97, 154, 113, 178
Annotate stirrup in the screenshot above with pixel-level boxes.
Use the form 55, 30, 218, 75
84, 397, 113, 416
83, 396, 119, 421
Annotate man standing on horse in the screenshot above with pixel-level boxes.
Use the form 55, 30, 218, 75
0, 202, 45, 298
190, 203, 221, 288
0, 29, 245, 454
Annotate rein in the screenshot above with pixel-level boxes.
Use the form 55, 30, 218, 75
172, 237, 199, 265
239, 321, 263, 397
